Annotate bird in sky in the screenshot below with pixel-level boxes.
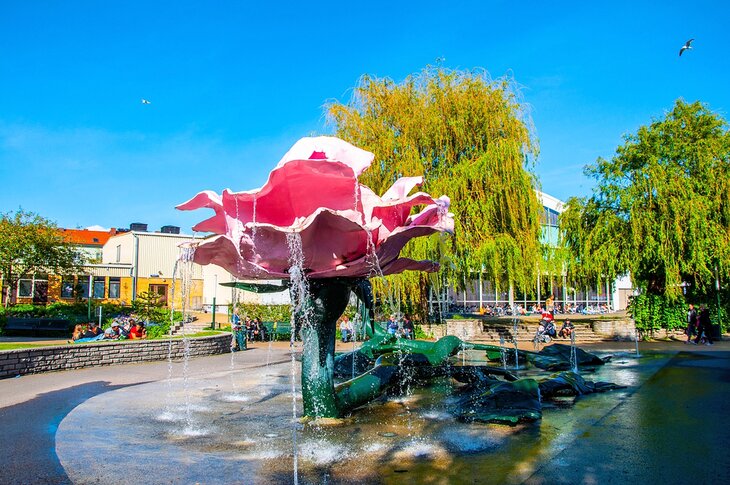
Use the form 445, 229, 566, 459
141, 98, 151, 104
679, 39, 694, 56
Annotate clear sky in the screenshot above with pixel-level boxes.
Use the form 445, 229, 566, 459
1, 1, 728, 233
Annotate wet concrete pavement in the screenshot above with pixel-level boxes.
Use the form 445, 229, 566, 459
0, 340, 728, 484
524, 344, 730, 485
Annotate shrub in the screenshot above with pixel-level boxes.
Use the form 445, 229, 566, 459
236, 303, 291, 323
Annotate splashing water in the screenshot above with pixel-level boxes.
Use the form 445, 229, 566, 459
499, 335, 507, 371
179, 246, 197, 431
570, 330, 578, 374
461, 328, 468, 366
512, 319, 519, 370
364, 229, 398, 317
165, 259, 179, 416
286, 232, 307, 485
165, 244, 199, 433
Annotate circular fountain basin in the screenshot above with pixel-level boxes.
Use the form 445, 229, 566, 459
56, 349, 656, 484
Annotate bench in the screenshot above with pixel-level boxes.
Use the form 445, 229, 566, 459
3, 317, 71, 337
262, 322, 293, 341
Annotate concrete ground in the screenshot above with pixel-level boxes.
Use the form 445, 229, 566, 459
0, 339, 728, 484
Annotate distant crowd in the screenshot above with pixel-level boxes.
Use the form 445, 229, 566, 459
478, 301, 610, 317
229, 309, 418, 351
70, 316, 147, 343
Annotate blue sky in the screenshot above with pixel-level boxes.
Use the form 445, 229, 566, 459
1, 1, 728, 233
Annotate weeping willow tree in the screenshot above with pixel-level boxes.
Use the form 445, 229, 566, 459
560, 100, 730, 302
327, 67, 542, 314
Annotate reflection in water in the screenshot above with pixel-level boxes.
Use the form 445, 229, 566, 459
56, 348, 667, 484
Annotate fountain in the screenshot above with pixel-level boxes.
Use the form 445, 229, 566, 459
176, 136, 455, 418
173, 136, 622, 422
51, 137, 628, 484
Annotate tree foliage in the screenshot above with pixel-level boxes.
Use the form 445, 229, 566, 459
560, 100, 730, 298
327, 67, 542, 310
0, 210, 83, 306
131, 290, 166, 324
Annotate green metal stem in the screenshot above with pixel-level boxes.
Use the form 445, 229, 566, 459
297, 279, 352, 418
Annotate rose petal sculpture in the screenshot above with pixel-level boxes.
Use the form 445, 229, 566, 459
176, 136, 454, 279
177, 136, 454, 418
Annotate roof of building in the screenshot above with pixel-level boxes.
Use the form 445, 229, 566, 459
537, 190, 565, 213
61, 228, 119, 247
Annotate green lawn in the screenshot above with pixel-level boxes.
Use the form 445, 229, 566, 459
0, 342, 62, 351
0, 331, 226, 351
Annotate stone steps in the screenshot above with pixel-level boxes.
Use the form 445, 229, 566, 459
427, 319, 639, 343
470, 324, 609, 343
170, 322, 215, 336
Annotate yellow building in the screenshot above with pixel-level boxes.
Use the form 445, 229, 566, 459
98, 229, 205, 309
14, 227, 205, 309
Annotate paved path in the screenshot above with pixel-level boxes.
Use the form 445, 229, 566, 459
0, 342, 291, 484
0, 340, 728, 484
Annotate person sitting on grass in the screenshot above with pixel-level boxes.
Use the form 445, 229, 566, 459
72, 322, 106, 343
128, 320, 147, 340
104, 321, 122, 340
83, 322, 103, 338
70, 324, 84, 342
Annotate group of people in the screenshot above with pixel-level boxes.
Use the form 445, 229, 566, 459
230, 311, 269, 351
535, 296, 575, 342
685, 303, 714, 345
70, 318, 147, 343
386, 314, 415, 339
479, 300, 610, 317
339, 313, 417, 343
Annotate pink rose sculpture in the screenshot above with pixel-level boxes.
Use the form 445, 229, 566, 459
177, 136, 454, 279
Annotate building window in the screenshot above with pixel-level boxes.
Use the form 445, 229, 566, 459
109, 277, 121, 299
149, 284, 168, 306
61, 279, 75, 298
540, 207, 560, 227
116, 245, 121, 263
16, 275, 49, 303
18, 278, 33, 297
93, 277, 106, 298
78, 278, 90, 299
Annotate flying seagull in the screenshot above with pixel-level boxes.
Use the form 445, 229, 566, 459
141, 98, 151, 104
679, 38, 694, 56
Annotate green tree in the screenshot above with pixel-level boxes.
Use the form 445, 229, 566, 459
132, 290, 166, 324
327, 67, 542, 312
561, 100, 730, 299
0, 210, 83, 306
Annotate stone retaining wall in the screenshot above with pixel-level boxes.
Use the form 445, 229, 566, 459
0, 333, 231, 379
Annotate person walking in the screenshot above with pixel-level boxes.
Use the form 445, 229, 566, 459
686, 304, 697, 344
695, 305, 713, 345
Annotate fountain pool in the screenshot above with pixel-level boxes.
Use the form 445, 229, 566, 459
55, 347, 659, 484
